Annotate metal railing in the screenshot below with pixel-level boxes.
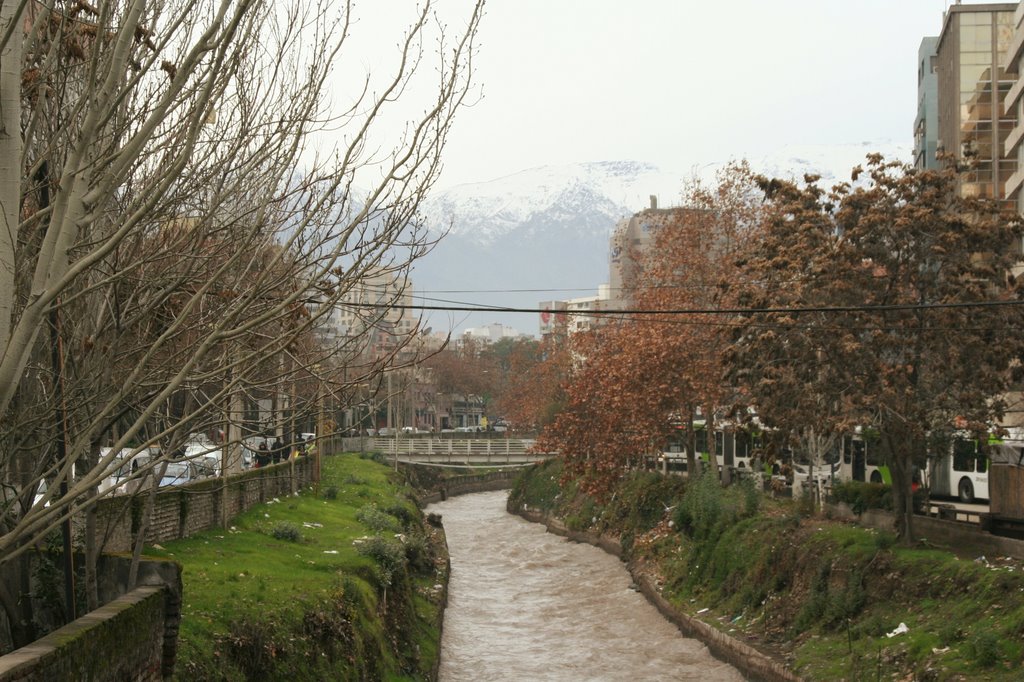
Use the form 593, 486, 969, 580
340, 436, 554, 466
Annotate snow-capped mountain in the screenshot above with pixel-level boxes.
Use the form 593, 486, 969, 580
412, 142, 912, 336
422, 161, 682, 246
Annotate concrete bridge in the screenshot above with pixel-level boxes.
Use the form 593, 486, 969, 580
340, 437, 554, 468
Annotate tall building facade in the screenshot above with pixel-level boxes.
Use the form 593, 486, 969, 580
914, 36, 941, 170
935, 3, 1017, 206
1002, 2, 1024, 213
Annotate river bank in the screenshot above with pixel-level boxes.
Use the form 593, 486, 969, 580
149, 453, 451, 680
508, 458, 1024, 681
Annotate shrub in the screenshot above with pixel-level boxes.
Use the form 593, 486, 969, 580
271, 522, 302, 542
402, 532, 433, 573
355, 536, 407, 586
674, 471, 755, 542
829, 480, 927, 515
323, 485, 339, 500
356, 504, 401, 533
966, 630, 1000, 667
383, 502, 416, 529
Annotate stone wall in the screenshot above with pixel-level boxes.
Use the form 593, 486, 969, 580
0, 587, 170, 682
417, 469, 519, 504
95, 457, 313, 553
0, 552, 182, 682
0, 458, 313, 679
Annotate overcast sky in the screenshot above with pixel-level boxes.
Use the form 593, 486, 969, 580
336, 0, 959, 189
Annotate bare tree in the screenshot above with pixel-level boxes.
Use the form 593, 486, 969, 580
0, 0, 483, 643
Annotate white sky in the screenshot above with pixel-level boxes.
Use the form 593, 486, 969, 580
331, 0, 959, 189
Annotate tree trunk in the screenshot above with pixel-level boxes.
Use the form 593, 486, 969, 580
885, 432, 915, 545
0, 0, 22, 352
685, 405, 698, 478
0, 559, 37, 649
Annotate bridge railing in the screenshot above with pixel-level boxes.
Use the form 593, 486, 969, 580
339, 436, 553, 464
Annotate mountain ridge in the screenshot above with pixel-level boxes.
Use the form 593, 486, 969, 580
414, 141, 912, 335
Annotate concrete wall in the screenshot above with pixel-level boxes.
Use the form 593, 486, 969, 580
826, 502, 1024, 560
417, 469, 519, 505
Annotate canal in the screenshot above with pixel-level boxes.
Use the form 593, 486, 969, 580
429, 490, 744, 681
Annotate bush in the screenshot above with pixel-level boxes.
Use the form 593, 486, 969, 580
271, 522, 302, 542
831, 481, 890, 514
829, 480, 927, 515
355, 536, 407, 586
356, 504, 401, 533
966, 630, 1000, 667
383, 502, 416, 529
403, 532, 433, 573
674, 471, 755, 542
323, 485, 339, 500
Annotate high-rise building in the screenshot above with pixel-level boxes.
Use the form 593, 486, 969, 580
313, 268, 416, 352
914, 36, 940, 170
935, 3, 1017, 206
608, 197, 699, 310
1002, 2, 1024, 213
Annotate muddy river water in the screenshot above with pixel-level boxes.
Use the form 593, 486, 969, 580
429, 490, 744, 681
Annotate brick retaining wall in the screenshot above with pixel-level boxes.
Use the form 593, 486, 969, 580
96, 458, 313, 554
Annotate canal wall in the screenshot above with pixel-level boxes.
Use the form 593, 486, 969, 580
416, 469, 520, 504
513, 506, 803, 682
0, 556, 181, 681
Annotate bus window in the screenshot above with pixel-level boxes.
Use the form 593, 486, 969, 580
865, 442, 882, 467
736, 431, 752, 459
977, 454, 988, 474
695, 428, 707, 454
953, 439, 976, 472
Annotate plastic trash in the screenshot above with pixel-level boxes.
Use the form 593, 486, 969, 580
886, 622, 909, 638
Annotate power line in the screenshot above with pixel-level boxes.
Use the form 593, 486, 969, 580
349, 299, 1024, 316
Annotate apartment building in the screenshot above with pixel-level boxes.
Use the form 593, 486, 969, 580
914, 36, 941, 170
935, 3, 1017, 205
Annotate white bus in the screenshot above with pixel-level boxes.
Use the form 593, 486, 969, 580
837, 430, 891, 485
929, 435, 991, 503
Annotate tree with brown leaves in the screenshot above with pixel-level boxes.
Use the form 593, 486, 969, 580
729, 155, 1024, 542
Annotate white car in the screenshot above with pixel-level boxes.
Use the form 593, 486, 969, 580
159, 460, 194, 487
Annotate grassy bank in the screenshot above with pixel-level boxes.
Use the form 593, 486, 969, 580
147, 453, 447, 681
509, 459, 1024, 681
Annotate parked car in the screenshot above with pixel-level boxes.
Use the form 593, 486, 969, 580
99, 447, 156, 495
159, 460, 194, 487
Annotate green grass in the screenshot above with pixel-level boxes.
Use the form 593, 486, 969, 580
147, 453, 445, 681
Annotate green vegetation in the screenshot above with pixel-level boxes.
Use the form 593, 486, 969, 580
148, 453, 447, 681
510, 459, 1024, 680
